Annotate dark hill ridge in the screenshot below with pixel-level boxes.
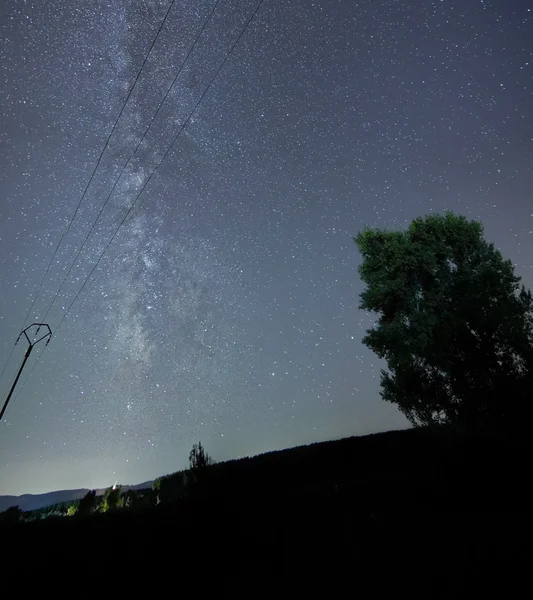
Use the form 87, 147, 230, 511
156, 424, 531, 509
1, 425, 532, 595
0, 426, 427, 512
0, 489, 89, 513
2, 424, 529, 513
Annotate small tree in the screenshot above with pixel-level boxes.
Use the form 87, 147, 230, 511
354, 212, 533, 429
67, 504, 78, 517
189, 441, 213, 471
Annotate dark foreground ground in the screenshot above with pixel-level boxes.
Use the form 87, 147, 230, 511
2, 425, 532, 596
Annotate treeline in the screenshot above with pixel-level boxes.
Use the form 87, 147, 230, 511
0, 487, 157, 525
1, 426, 532, 597
3, 422, 533, 527
2, 424, 533, 534
0, 441, 213, 525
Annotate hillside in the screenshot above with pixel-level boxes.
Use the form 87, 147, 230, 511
1, 425, 532, 595
4, 424, 531, 513
0, 488, 90, 513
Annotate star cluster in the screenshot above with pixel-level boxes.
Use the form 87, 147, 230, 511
0, 0, 531, 494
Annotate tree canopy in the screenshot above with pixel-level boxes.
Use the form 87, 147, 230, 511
354, 212, 533, 429
0, 505, 23, 525
189, 441, 213, 471
78, 490, 97, 516
102, 486, 122, 512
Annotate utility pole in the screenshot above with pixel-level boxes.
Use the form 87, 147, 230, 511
0, 323, 52, 421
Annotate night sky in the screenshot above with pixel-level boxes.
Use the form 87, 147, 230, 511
0, 0, 531, 496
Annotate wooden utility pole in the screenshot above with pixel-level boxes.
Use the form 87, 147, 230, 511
0, 323, 52, 421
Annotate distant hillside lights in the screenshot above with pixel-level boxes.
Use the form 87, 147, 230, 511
0, 441, 217, 522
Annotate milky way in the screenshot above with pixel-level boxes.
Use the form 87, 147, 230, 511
0, 0, 532, 494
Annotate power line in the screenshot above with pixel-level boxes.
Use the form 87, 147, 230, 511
0, 345, 17, 389
10, 0, 267, 396
16, 0, 177, 332
0, 0, 176, 406
41, 0, 223, 324
53, 0, 266, 338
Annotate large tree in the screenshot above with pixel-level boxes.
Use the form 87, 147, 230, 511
354, 212, 533, 429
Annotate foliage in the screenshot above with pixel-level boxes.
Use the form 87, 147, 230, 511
67, 504, 78, 516
127, 488, 155, 510
102, 486, 122, 512
354, 212, 533, 428
158, 471, 188, 503
189, 441, 214, 471
122, 489, 141, 509
154, 442, 215, 505
0, 505, 24, 525
78, 490, 98, 516
152, 478, 161, 505
26, 500, 72, 521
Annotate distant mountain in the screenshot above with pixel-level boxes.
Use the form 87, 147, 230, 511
0, 489, 90, 512
0, 480, 153, 512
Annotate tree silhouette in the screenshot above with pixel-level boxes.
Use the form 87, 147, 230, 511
152, 478, 161, 505
0, 505, 23, 525
354, 212, 533, 429
122, 489, 139, 509
102, 486, 122, 512
189, 441, 213, 471
78, 490, 97, 516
